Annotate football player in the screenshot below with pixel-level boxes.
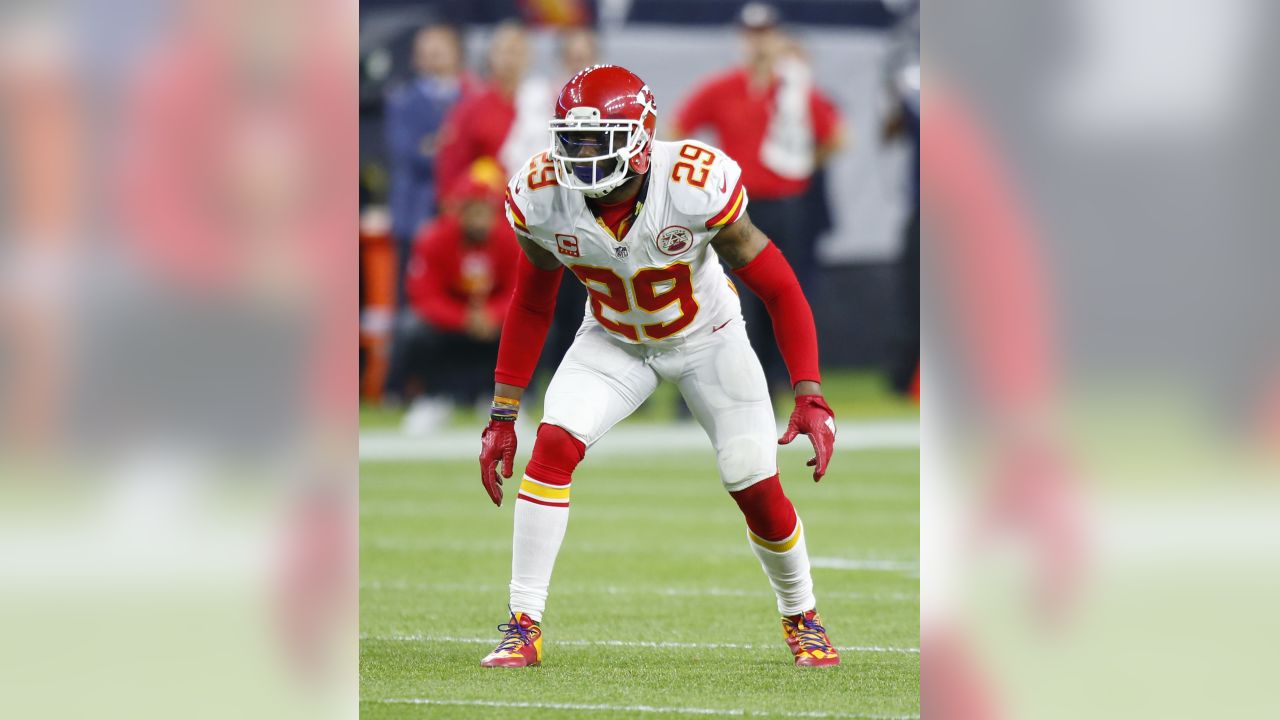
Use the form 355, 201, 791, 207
477, 65, 839, 668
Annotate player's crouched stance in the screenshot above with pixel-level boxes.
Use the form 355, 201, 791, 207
477, 65, 839, 668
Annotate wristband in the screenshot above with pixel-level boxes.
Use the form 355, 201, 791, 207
491, 396, 520, 422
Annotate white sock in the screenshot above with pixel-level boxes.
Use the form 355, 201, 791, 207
747, 519, 817, 615
508, 474, 571, 622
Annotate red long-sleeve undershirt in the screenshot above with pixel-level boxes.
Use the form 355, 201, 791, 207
493, 253, 563, 388
733, 241, 822, 387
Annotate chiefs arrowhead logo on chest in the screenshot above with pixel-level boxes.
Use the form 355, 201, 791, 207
655, 225, 694, 256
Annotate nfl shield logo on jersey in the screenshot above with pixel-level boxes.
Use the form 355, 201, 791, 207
614, 245, 629, 259
656, 225, 693, 256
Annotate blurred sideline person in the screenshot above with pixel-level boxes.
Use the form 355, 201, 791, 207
556, 26, 597, 85
382, 23, 472, 399
477, 65, 841, 669
0, 13, 79, 452
384, 23, 471, 287
787, 37, 838, 275
670, 2, 844, 394
539, 26, 599, 379
881, 8, 920, 397
434, 21, 554, 197
396, 178, 518, 434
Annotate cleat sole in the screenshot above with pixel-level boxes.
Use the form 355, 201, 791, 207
795, 656, 841, 667
480, 656, 540, 668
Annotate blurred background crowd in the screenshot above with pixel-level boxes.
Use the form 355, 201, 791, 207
357, 0, 920, 431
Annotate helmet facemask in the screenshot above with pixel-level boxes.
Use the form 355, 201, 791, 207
549, 107, 651, 198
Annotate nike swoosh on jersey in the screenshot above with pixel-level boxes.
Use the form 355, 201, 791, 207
712, 320, 732, 333
719, 173, 727, 193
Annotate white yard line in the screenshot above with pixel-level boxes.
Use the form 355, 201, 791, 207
360, 420, 918, 461
373, 697, 919, 719
358, 502, 919, 526
809, 557, 918, 572
359, 579, 918, 602
363, 537, 918, 571
362, 633, 919, 655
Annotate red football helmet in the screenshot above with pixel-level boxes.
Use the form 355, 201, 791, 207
549, 65, 658, 198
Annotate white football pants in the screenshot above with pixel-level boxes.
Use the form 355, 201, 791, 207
541, 319, 777, 491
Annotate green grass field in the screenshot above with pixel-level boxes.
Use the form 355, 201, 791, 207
360, 372, 919, 719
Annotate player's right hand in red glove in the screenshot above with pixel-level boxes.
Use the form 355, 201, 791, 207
479, 419, 517, 506
779, 394, 837, 482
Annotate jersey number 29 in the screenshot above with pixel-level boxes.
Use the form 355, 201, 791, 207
570, 262, 699, 341
671, 144, 716, 188
526, 152, 557, 190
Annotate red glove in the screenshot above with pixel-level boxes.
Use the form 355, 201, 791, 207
479, 419, 517, 506
778, 395, 836, 481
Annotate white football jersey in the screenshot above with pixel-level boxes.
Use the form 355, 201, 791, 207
504, 140, 749, 348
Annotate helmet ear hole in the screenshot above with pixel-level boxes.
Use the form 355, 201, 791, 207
630, 147, 650, 175
628, 129, 652, 174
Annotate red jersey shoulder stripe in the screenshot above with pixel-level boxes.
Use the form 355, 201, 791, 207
723, 188, 748, 227
706, 178, 746, 230
505, 188, 529, 231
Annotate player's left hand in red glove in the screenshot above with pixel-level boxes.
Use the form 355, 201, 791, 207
779, 394, 836, 481
479, 419, 517, 506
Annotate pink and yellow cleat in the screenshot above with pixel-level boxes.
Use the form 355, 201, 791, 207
781, 609, 840, 667
480, 611, 542, 668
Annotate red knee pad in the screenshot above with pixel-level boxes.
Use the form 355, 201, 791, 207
730, 475, 798, 541
525, 423, 586, 487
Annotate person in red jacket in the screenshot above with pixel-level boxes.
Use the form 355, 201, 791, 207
433, 21, 553, 200
670, 2, 844, 393
395, 178, 518, 433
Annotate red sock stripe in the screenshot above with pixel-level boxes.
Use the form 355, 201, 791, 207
516, 493, 570, 508
730, 475, 798, 542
